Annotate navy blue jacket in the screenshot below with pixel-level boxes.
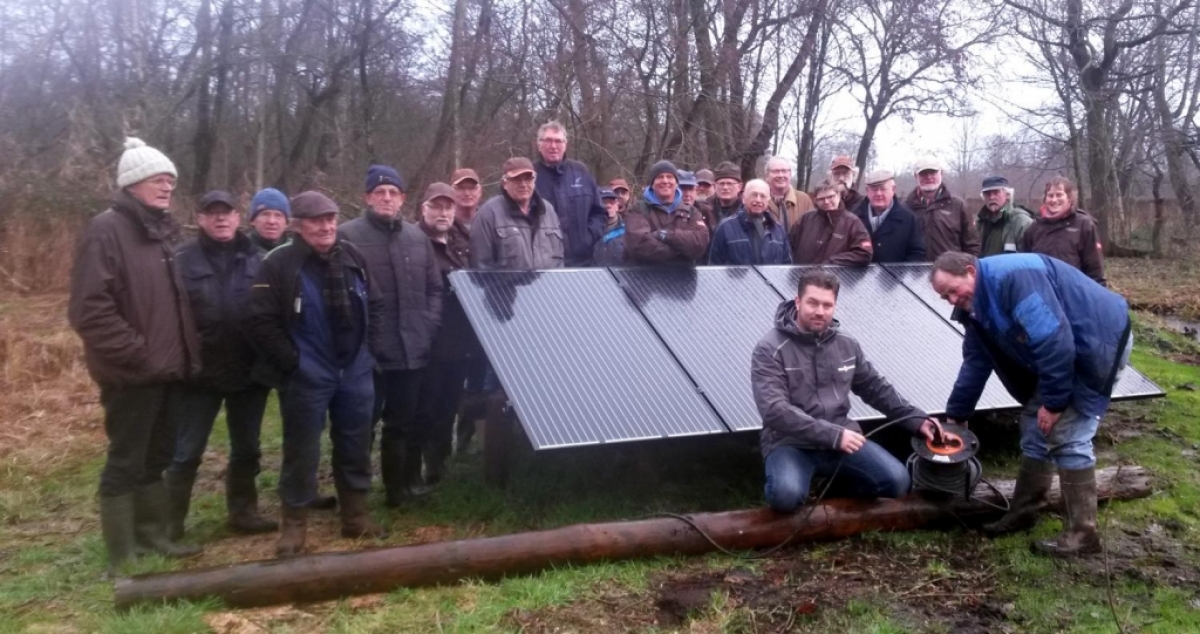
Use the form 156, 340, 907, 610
175, 232, 262, 392
852, 197, 926, 263
708, 209, 792, 265
946, 254, 1130, 420
535, 158, 607, 266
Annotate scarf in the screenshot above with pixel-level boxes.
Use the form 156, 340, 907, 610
320, 243, 354, 330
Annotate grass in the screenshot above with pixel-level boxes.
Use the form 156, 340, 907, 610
3, 287, 1200, 632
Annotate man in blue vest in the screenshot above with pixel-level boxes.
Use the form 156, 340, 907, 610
931, 251, 1132, 556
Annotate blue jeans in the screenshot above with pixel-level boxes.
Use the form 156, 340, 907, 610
167, 384, 270, 482
278, 355, 375, 508
763, 442, 911, 513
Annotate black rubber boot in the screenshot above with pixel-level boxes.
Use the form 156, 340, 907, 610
133, 481, 203, 559
275, 504, 308, 558
982, 456, 1056, 536
226, 473, 278, 534
163, 471, 195, 542
423, 443, 445, 485
338, 490, 389, 539
403, 447, 435, 498
455, 395, 484, 454
99, 494, 138, 573
1033, 466, 1102, 556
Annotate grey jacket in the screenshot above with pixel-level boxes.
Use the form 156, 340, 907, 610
338, 209, 443, 371
752, 300, 926, 456
469, 192, 565, 270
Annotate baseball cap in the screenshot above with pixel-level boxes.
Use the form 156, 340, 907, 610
451, 168, 479, 186
502, 157, 536, 178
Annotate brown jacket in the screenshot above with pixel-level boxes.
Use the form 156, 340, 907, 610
68, 192, 201, 387
1021, 207, 1106, 285
788, 207, 873, 266
905, 186, 981, 260
624, 196, 710, 264
768, 187, 815, 234
420, 218, 479, 360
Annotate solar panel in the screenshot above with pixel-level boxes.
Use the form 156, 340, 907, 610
449, 269, 727, 449
881, 263, 1165, 402
755, 265, 1020, 419
611, 266, 781, 431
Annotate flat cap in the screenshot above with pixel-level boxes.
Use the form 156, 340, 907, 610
863, 170, 895, 186
981, 175, 1010, 192
291, 191, 340, 218
713, 161, 741, 182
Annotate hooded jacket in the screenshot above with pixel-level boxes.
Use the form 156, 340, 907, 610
338, 208, 444, 371
976, 201, 1034, 257
624, 189, 709, 265
68, 191, 202, 388
946, 254, 1129, 421
753, 299, 926, 457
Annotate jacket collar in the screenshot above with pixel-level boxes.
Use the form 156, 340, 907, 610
774, 299, 840, 345
736, 207, 778, 228
365, 206, 403, 233
502, 190, 545, 218
112, 190, 181, 242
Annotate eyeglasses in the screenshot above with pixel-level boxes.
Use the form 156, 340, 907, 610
815, 194, 839, 203
768, 168, 790, 175
538, 138, 566, 146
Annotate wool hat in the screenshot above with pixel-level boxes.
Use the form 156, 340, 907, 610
291, 191, 339, 219
830, 155, 855, 170
609, 178, 631, 193
116, 137, 177, 189
451, 168, 480, 186
648, 160, 678, 183
713, 161, 741, 182
677, 170, 698, 187
422, 182, 456, 205
365, 164, 404, 193
863, 169, 895, 186
502, 157, 536, 178
250, 188, 290, 220
198, 190, 236, 213
695, 169, 715, 185
913, 156, 943, 174
981, 176, 1010, 192
599, 188, 618, 200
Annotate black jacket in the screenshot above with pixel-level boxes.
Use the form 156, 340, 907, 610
852, 196, 926, 263
245, 237, 382, 389
338, 209, 443, 371
175, 232, 262, 392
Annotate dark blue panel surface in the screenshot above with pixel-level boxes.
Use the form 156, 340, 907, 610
756, 265, 1021, 419
612, 266, 781, 431
882, 262, 1165, 401
450, 269, 727, 449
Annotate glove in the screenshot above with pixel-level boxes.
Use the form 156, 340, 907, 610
654, 229, 669, 242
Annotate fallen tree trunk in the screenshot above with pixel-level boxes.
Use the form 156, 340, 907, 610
114, 465, 1151, 609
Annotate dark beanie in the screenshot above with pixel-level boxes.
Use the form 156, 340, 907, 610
713, 161, 741, 182
365, 164, 404, 193
648, 160, 678, 184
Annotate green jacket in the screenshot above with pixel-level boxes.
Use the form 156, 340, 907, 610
976, 202, 1033, 257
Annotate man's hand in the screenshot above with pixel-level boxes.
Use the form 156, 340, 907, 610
1037, 406, 1062, 434
839, 429, 866, 454
917, 418, 944, 443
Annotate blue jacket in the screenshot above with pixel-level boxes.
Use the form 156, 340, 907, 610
852, 196, 926, 263
535, 158, 608, 266
592, 220, 627, 266
707, 209, 792, 265
946, 254, 1130, 420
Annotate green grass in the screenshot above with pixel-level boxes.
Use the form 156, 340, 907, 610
3, 317, 1200, 632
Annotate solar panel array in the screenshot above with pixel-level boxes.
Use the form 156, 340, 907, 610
449, 265, 1165, 450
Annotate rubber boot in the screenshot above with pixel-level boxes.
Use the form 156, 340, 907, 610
338, 490, 388, 539
1033, 466, 1102, 556
308, 494, 338, 510
381, 438, 408, 507
423, 443, 445, 485
99, 494, 138, 573
455, 395, 484, 454
163, 471, 195, 542
982, 456, 1055, 536
133, 481, 203, 558
275, 504, 308, 558
404, 447, 435, 497
225, 473, 278, 534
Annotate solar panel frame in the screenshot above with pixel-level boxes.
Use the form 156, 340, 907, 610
611, 266, 782, 431
450, 269, 728, 449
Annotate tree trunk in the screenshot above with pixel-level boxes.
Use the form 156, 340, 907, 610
113, 466, 1151, 610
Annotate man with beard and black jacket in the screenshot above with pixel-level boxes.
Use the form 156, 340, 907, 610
534, 120, 607, 266
248, 191, 389, 557
69, 138, 203, 571
166, 191, 277, 542
752, 268, 942, 513
339, 164, 443, 507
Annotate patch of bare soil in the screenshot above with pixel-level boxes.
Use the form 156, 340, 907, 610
1080, 520, 1200, 589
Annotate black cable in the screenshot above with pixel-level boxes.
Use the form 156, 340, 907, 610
650, 413, 931, 560
907, 454, 1010, 512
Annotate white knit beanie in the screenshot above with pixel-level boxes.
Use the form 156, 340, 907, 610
116, 137, 177, 188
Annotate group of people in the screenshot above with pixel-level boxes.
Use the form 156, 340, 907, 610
70, 122, 1123, 573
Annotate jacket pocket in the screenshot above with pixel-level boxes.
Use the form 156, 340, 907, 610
541, 227, 565, 264
496, 226, 524, 266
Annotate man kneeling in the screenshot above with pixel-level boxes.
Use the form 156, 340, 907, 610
752, 268, 941, 512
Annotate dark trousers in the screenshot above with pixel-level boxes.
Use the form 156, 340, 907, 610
374, 369, 425, 454
278, 361, 375, 508
763, 442, 911, 513
167, 384, 270, 481
417, 357, 471, 460
98, 382, 183, 497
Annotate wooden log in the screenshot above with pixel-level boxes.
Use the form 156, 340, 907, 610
113, 465, 1151, 610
